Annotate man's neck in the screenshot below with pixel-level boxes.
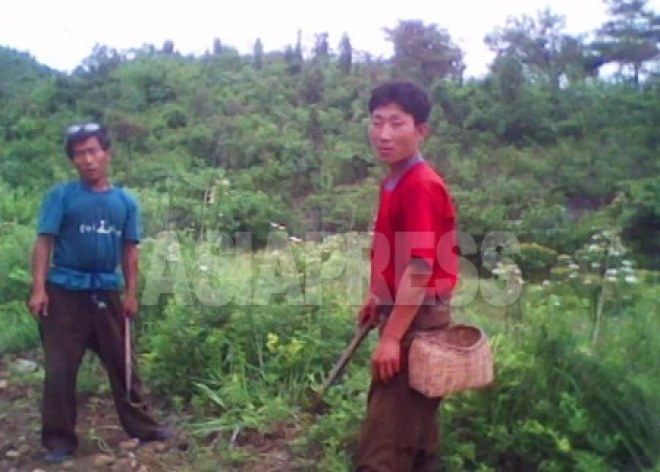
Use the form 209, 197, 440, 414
388, 153, 421, 179
83, 178, 111, 192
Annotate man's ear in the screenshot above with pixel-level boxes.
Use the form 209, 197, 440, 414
416, 122, 429, 140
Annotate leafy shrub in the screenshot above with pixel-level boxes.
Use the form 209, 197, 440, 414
441, 290, 660, 471
0, 222, 33, 304
514, 242, 558, 281
618, 177, 660, 266
0, 300, 39, 353
303, 181, 378, 232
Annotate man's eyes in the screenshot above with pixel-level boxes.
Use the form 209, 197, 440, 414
371, 120, 403, 127
74, 148, 101, 157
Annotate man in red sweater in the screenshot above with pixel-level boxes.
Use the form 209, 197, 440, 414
356, 81, 458, 471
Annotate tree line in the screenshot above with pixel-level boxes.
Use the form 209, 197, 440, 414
0, 0, 658, 266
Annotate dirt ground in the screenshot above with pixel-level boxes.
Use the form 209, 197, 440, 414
0, 353, 295, 472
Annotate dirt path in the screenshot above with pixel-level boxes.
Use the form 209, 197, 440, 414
0, 353, 295, 472
0, 352, 194, 471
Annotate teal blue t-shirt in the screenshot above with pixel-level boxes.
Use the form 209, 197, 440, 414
37, 181, 141, 290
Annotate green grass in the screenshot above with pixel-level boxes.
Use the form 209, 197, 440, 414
0, 300, 40, 354
2, 231, 658, 471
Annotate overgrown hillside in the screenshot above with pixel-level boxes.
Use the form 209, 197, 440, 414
1, 6, 658, 260
1, 2, 659, 470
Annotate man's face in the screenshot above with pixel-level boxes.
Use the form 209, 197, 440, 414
70, 136, 111, 184
368, 103, 428, 166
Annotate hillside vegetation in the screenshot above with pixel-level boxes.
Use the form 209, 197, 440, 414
1, 2, 659, 470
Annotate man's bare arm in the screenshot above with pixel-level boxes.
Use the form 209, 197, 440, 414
27, 235, 54, 317
121, 242, 140, 318
372, 259, 431, 381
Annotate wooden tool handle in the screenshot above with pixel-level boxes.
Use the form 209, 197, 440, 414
125, 318, 132, 401
317, 322, 373, 398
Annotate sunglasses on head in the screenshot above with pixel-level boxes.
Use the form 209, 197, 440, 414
66, 122, 102, 136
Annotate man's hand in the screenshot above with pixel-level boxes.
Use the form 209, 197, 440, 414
358, 293, 379, 327
27, 289, 49, 318
372, 336, 401, 382
123, 294, 139, 319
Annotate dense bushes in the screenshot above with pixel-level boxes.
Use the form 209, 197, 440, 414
442, 282, 659, 471
130, 234, 660, 471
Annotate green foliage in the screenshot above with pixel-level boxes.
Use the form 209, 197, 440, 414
485, 10, 590, 90
514, 242, 558, 281
0, 183, 41, 354
0, 46, 54, 105
1, 31, 658, 262
385, 20, 465, 85
337, 34, 353, 75
130, 168, 291, 247
217, 189, 290, 248
519, 203, 581, 252
140, 300, 232, 397
0, 222, 33, 304
303, 180, 378, 232
130, 230, 660, 470
1, 16, 659, 471
618, 177, 660, 266
440, 280, 660, 471
293, 370, 368, 471
594, 0, 660, 85
0, 300, 39, 353
0, 180, 42, 226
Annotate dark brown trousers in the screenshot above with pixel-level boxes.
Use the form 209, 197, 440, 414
356, 302, 452, 472
39, 283, 160, 453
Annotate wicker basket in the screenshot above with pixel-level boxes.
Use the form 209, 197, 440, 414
408, 324, 494, 398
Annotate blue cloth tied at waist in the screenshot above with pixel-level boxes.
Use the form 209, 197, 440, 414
47, 266, 123, 291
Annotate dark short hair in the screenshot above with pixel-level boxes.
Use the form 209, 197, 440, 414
368, 81, 431, 125
64, 123, 111, 159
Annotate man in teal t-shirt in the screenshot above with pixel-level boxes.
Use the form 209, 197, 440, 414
37, 179, 141, 290
27, 123, 173, 464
